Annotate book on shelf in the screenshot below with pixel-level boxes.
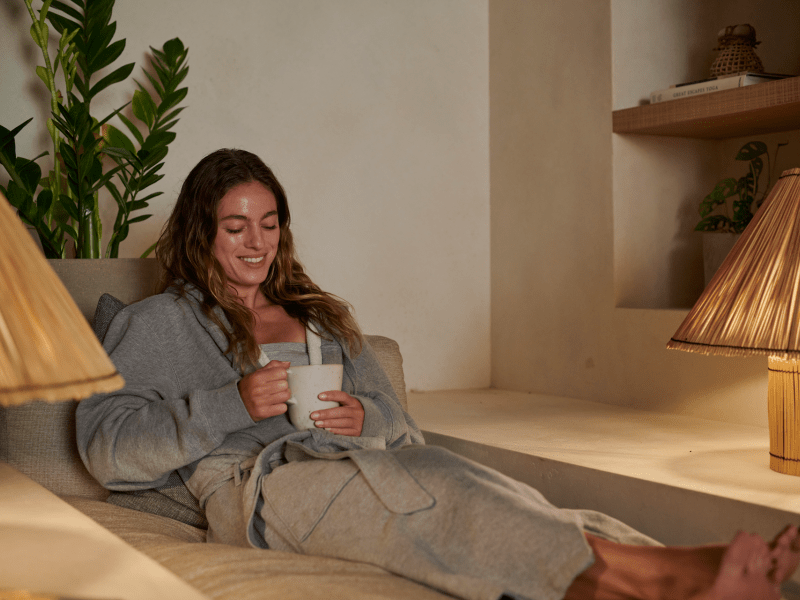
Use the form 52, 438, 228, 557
649, 72, 789, 104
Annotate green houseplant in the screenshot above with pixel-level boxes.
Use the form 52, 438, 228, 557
695, 140, 786, 234
0, 0, 189, 258
695, 140, 787, 284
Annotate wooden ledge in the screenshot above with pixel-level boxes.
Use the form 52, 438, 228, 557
408, 389, 800, 553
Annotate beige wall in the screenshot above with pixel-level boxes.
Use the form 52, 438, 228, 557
491, 0, 800, 427
6, 0, 800, 425
490, 0, 617, 403
1, 1, 490, 392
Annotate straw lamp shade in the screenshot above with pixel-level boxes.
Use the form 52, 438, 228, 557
0, 192, 124, 406
668, 168, 800, 475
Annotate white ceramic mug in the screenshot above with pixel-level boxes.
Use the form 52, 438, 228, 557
285, 364, 344, 430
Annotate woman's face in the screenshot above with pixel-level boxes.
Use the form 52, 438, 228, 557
213, 181, 280, 296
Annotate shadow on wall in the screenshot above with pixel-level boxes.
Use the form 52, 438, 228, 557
666, 239, 704, 309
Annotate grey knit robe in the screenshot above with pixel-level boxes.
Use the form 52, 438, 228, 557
76, 288, 655, 600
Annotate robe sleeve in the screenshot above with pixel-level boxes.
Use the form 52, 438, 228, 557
345, 338, 425, 448
76, 303, 255, 490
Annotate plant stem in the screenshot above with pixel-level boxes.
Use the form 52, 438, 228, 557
23, 0, 65, 247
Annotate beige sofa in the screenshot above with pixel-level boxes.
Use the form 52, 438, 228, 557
0, 259, 452, 600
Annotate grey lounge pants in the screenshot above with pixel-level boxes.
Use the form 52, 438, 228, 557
206, 445, 657, 600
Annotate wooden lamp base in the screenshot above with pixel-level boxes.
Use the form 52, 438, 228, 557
768, 357, 800, 476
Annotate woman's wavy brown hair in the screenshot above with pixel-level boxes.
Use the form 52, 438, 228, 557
156, 148, 362, 369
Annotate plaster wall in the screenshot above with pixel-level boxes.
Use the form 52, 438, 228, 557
0, 0, 491, 392
491, 0, 800, 427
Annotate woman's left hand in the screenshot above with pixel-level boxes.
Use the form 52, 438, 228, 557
310, 391, 364, 436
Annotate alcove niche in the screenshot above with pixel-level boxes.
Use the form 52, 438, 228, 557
611, 0, 800, 309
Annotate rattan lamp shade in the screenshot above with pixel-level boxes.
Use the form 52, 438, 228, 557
667, 168, 800, 475
0, 192, 124, 406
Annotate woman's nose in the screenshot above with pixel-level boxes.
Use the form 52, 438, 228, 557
245, 227, 266, 249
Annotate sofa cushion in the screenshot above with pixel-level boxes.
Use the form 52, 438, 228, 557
0, 399, 109, 500
65, 497, 453, 600
93, 292, 127, 341
107, 470, 209, 529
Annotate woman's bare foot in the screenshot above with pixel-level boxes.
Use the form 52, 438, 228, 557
693, 527, 800, 600
770, 525, 800, 583
565, 527, 800, 600
693, 531, 779, 600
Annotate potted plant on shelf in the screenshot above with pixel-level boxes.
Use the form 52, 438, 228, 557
695, 140, 787, 284
0, 0, 189, 262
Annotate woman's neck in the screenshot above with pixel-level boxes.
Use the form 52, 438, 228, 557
228, 283, 268, 310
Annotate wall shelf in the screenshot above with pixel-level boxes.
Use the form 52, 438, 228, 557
613, 75, 800, 139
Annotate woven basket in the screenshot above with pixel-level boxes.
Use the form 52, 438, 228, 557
711, 41, 765, 77
710, 24, 764, 77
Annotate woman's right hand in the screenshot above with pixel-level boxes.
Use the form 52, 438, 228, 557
237, 360, 291, 421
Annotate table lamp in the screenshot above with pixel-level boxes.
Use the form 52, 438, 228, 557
0, 191, 124, 406
668, 167, 800, 475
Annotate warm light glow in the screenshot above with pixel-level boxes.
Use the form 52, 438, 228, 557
0, 192, 124, 406
667, 168, 800, 476
668, 168, 800, 359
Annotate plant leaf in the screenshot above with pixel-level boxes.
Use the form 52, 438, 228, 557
140, 241, 157, 258
35, 65, 52, 91
157, 88, 188, 116
5, 180, 32, 212
695, 215, 733, 232
163, 37, 185, 59
736, 141, 768, 161
36, 188, 54, 219
136, 191, 162, 203
29, 21, 45, 48
16, 158, 42, 194
132, 88, 157, 127
141, 130, 175, 153
103, 123, 136, 155
48, 1, 84, 24
90, 37, 126, 72
58, 193, 80, 221
698, 178, 737, 217
105, 180, 124, 207
117, 113, 144, 146
0, 119, 34, 160
89, 62, 135, 100
138, 173, 164, 189
141, 71, 165, 99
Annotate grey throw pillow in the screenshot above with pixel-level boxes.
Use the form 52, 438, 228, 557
93, 292, 127, 342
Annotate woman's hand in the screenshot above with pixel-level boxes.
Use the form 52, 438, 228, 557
238, 360, 291, 421
310, 392, 364, 436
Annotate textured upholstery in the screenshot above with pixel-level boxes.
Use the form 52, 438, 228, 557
64, 497, 452, 600
0, 400, 109, 500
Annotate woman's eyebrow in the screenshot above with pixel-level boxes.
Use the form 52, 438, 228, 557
219, 210, 278, 222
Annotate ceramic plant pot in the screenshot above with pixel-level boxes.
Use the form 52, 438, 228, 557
702, 232, 741, 286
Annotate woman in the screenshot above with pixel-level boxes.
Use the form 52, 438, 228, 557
76, 148, 800, 600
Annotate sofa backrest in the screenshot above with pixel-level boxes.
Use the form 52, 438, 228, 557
0, 258, 407, 499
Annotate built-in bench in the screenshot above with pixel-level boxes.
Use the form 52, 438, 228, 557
409, 388, 800, 593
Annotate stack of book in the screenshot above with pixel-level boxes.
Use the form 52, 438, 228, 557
649, 72, 788, 104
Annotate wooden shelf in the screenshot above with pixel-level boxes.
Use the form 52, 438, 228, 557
613, 76, 800, 139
